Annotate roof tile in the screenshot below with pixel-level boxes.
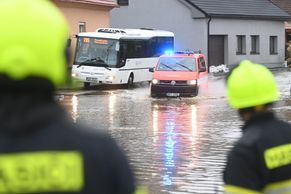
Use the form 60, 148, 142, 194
271, 0, 291, 15
186, 0, 290, 20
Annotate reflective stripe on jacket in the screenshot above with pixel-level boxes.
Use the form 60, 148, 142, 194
0, 91, 136, 194
223, 112, 291, 194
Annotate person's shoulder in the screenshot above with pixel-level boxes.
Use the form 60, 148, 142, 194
275, 118, 291, 128
236, 126, 262, 148
227, 128, 261, 160
265, 117, 291, 137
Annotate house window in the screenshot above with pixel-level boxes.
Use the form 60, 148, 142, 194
118, 0, 128, 6
270, 36, 278, 54
250, 35, 260, 54
236, 35, 246, 55
79, 22, 86, 33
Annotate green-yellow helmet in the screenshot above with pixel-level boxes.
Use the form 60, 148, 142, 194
226, 60, 280, 109
0, 0, 69, 86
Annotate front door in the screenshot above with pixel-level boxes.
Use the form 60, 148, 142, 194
209, 35, 225, 67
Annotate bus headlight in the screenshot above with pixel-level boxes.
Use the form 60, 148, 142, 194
187, 80, 197, 85
106, 75, 116, 81
72, 72, 77, 77
152, 79, 159, 84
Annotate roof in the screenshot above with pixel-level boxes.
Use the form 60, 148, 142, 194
185, 0, 291, 20
55, 0, 117, 7
270, 0, 291, 15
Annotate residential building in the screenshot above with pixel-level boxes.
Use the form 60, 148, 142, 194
52, 0, 117, 66
111, 0, 290, 68
270, 0, 291, 61
271, 0, 291, 42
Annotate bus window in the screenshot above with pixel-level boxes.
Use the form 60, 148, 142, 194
156, 37, 173, 56
149, 37, 174, 57
74, 37, 119, 67
120, 40, 148, 59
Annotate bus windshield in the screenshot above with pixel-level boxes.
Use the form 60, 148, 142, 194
74, 37, 119, 68
157, 57, 197, 72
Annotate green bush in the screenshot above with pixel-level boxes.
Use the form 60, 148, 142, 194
58, 75, 83, 90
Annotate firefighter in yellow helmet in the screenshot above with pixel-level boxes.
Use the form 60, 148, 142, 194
224, 60, 291, 194
0, 0, 136, 193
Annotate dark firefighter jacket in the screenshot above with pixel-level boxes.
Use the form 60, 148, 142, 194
223, 112, 291, 194
0, 78, 135, 194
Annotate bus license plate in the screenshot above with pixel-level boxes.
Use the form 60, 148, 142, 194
86, 77, 98, 82
166, 93, 180, 97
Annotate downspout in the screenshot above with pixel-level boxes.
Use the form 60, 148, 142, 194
207, 16, 212, 72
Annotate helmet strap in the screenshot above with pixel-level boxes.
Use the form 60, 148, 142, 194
238, 103, 273, 122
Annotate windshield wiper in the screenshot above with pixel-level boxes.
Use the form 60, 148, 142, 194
77, 58, 111, 71
175, 62, 194, 72
95, 57, 111, 71
77, 58, 97, 68
98, 63, 111, 71
159, 63, 176, 71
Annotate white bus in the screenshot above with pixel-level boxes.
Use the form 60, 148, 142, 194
71, 28, 174, 89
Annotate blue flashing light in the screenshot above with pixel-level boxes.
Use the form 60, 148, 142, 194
164, 50, 174, 55
174, 50, 201, 55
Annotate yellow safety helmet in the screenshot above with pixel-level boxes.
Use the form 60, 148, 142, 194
226, 60, 280, 109
0, 0, 69, 86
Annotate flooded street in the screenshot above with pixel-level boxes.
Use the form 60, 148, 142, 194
58, 68, 291, 194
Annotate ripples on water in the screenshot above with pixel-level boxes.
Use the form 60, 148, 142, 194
58, 70, 291, 194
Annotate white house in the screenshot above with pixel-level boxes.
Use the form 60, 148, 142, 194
111, 0, 291, 68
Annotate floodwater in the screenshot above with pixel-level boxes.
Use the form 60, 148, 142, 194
58, 68, 291, 194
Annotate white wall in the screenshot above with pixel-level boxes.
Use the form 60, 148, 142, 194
211, 18, 285, 67
110, 0, 208, 54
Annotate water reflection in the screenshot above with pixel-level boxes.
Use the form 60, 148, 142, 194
72, 95, 78, 122
151, 101, 203, 192
59, 95, 79, 122
108, 92, 117, 130
163, 122, 175, 186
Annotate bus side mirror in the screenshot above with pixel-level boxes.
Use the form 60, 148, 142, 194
149, 67, 154, 72
117, 59, 126, 68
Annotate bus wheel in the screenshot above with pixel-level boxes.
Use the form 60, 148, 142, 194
84, 82, 90, 90
127, 74, 134, 89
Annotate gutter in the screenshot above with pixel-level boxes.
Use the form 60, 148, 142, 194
209, 14, 291, 21
183, 0, 211, 69
184, 0, 208, 16
207, 16, 212, 71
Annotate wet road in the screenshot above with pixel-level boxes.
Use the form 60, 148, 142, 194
58, 68, 291, 194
